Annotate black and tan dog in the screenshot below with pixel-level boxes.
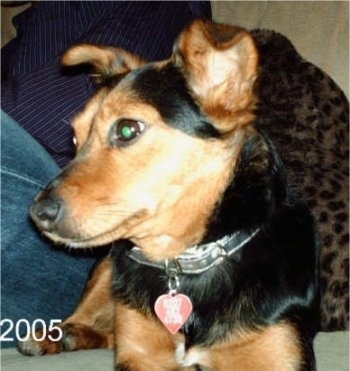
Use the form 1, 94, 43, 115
20, 20, 320, 370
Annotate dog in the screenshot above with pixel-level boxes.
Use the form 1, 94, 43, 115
19, 20, 320, 370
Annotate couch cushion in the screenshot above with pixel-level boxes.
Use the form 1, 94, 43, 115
1, 332, 349, 371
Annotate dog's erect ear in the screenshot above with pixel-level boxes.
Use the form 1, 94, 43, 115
61, 44, 146, 81
173, 20, 258, 131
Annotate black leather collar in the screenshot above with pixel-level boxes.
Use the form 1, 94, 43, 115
125, 227, 261, 275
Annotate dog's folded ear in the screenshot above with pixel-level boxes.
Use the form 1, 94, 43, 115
173, 20, 258, 131
61, 44, 146, 82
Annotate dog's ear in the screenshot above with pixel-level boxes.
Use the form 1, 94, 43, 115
173, 20, 258, 132
61, 44, 146, 81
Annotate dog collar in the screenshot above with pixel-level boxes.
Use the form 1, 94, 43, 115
125, 227, 261, 275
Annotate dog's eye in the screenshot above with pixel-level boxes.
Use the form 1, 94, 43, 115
112, 119, 146, 144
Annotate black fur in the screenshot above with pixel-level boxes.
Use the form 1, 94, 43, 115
127, 63, 221, 139
111, 131, 320, 368
100, 63, 220, 139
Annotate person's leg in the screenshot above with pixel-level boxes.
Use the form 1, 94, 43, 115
1, 111, 96, 348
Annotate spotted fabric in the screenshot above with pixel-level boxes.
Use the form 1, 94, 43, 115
252, 30, 349, 331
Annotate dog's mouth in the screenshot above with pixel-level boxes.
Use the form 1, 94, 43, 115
41, 227, 120, 249
30, 198, 148, 249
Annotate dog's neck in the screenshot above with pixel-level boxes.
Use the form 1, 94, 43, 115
125, 227, 261, 275
125, 134, 285, 275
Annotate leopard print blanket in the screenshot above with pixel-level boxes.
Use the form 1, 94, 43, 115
252, 30, 349, 331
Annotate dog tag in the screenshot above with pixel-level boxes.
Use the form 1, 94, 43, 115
154, 292, 193, 334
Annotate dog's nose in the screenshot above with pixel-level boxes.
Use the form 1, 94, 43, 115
30, 198, 63, 232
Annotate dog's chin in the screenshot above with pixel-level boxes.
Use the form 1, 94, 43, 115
42, 229, 120, 249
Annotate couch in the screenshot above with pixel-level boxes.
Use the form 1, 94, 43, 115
1, 331, 349, 371
1, 1, 349, 370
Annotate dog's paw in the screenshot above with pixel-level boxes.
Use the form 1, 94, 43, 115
18, 323, 111, 356
17, 327, 63, 355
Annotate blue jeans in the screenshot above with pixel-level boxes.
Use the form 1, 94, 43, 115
1, 111, 96, 348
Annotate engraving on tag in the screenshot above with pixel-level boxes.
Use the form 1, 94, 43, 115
154, 292, 193, 334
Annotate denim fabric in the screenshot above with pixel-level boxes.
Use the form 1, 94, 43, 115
1, 111, 96, 348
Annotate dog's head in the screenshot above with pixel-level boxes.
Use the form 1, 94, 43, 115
30, 20, 259, 261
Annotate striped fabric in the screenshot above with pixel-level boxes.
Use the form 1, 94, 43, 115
2, 1, 211, 167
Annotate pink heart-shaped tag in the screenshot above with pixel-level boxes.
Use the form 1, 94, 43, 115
154, 292, 193, 334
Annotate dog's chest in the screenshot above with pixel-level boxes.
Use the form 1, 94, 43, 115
175, 340, 207, 368
111, 243, 241, 340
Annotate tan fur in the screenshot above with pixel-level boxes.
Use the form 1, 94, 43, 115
115, 303, 188, 370
183, 323, 303, 370
72, 89, 108, 148
65, 257, 114, 333
174, 19, 258, 132
19, 257, 114, 355
55, 257, 114, 350
115, 302, 302, 370
62, 44, 146, 77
